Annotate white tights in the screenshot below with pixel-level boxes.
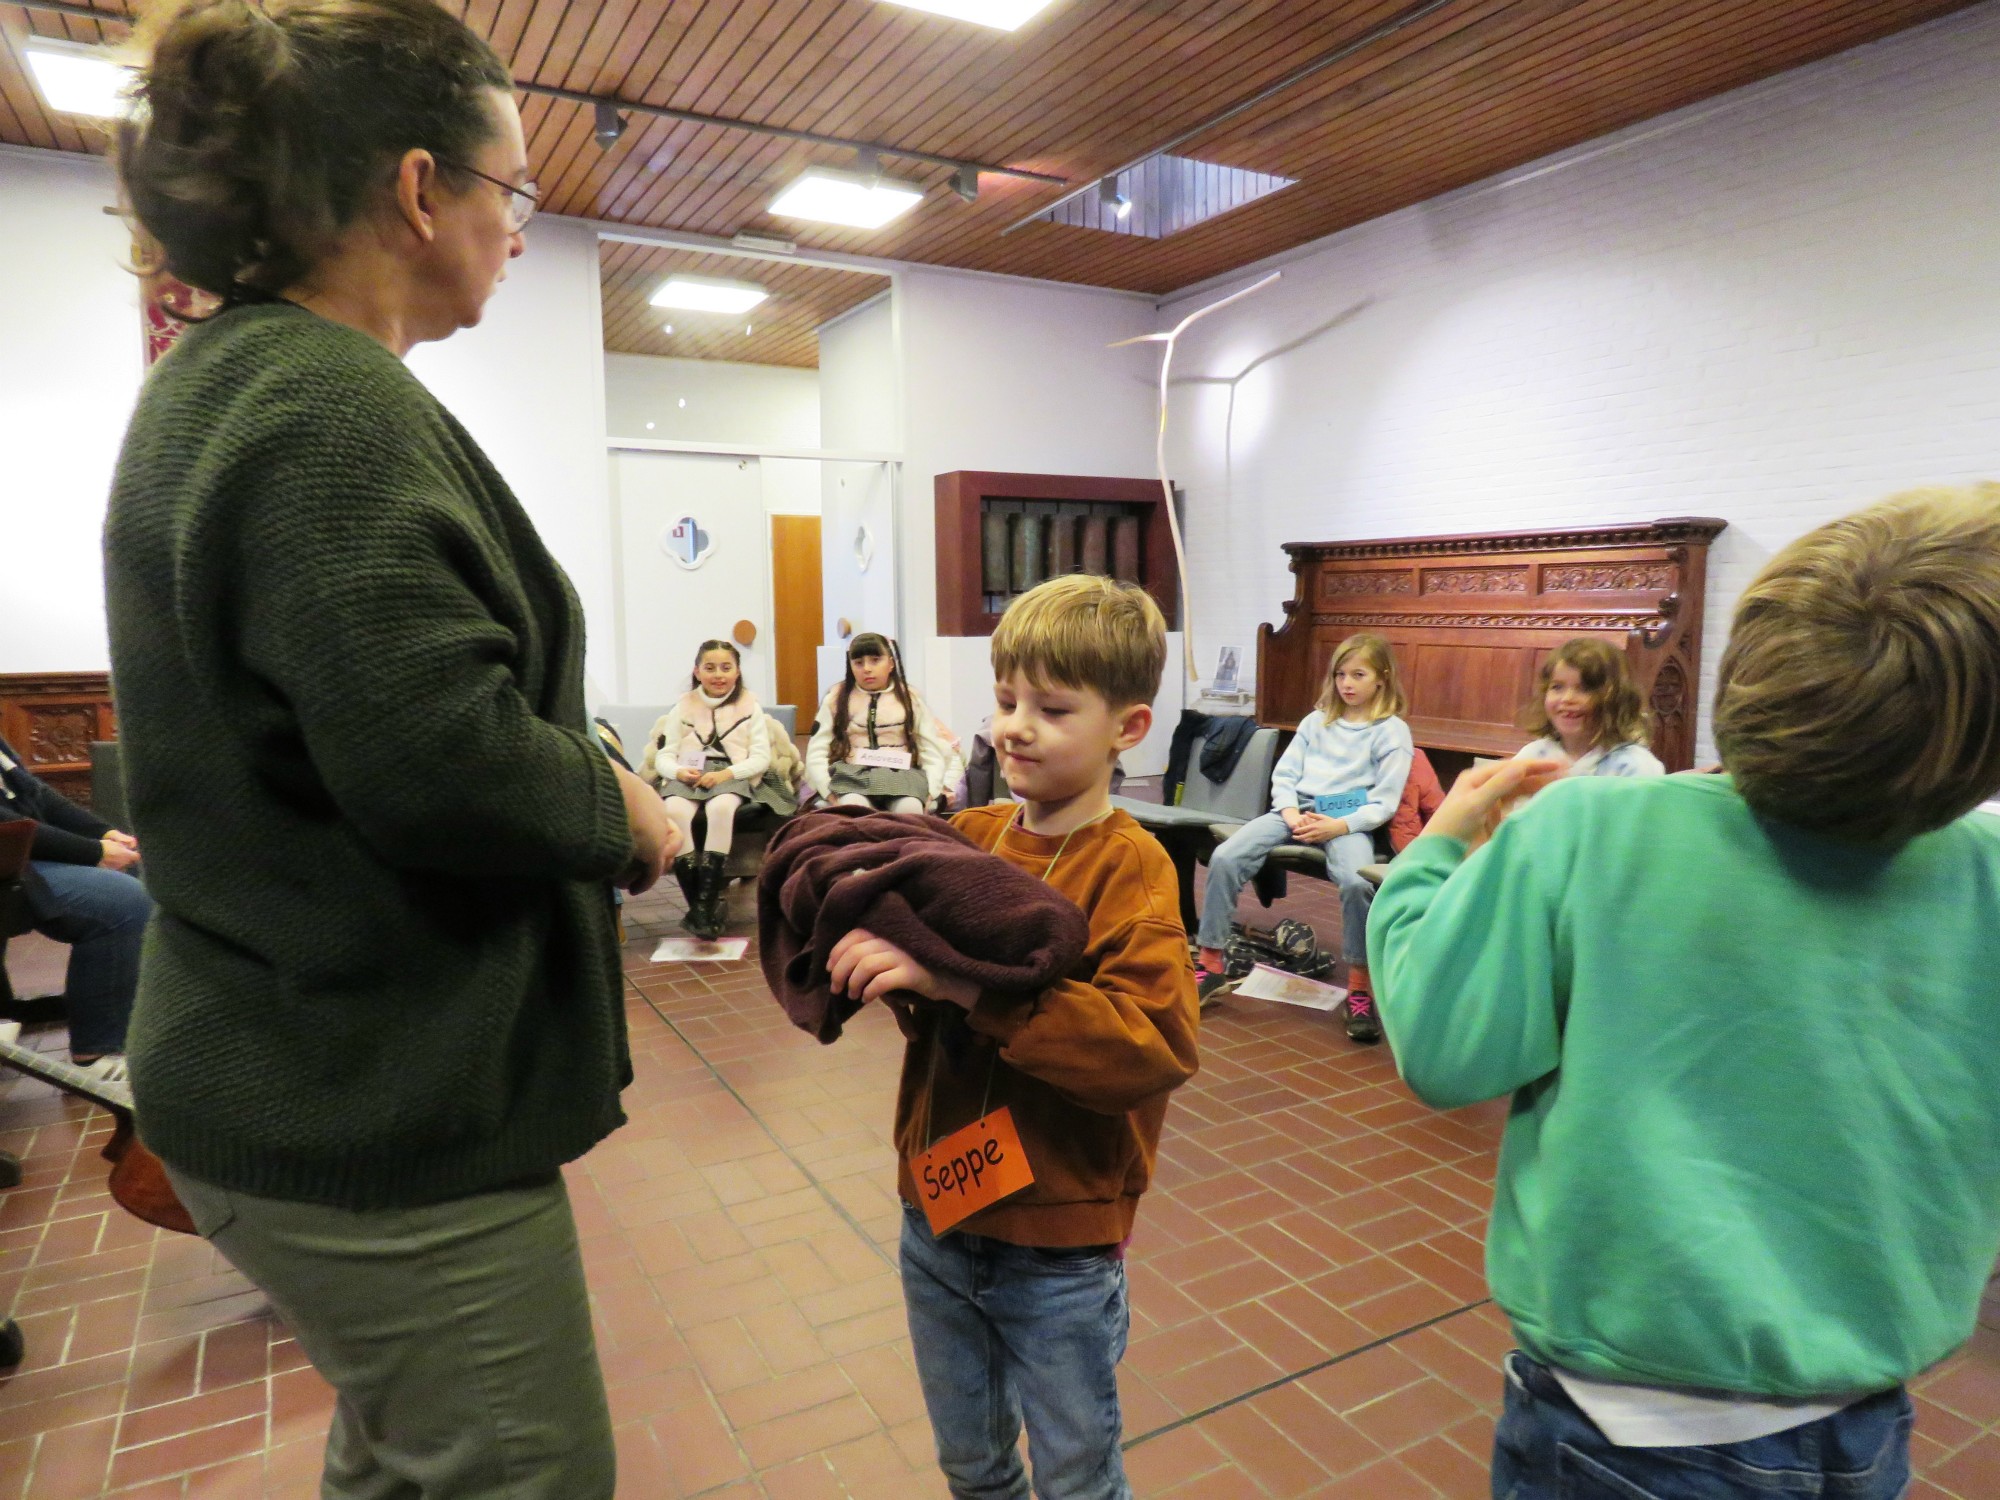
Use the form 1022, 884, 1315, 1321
665, 792, 743, 855
834, 792, 926, 816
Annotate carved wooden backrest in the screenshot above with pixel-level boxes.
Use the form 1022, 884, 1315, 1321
0, 673, 116, 809
1255, 519, 1726, 771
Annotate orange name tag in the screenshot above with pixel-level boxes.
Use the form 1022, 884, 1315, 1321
912, 1108, 1034, 1236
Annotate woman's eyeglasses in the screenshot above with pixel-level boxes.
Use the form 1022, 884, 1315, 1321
441, 160, 540, 232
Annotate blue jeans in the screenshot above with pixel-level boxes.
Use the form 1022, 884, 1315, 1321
28, 861, 153, 1056
899, 1204, 1131, 1500
1198, 811, 1375, 962
1492, 1352, 1913, 1499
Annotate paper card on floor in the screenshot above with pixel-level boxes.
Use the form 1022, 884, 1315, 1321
1232, 963, 1346, 1012
651, 935, 750, 963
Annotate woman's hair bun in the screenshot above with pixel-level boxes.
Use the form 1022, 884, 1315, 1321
118, 0, 511, 301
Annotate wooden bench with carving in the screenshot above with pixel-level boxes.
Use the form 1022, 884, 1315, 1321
1246, 517, 1727, 892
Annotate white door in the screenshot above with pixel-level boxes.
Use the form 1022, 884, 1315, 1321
612, 450, 775, 707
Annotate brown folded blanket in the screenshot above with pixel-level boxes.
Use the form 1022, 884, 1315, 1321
757, 806, 1090, 1043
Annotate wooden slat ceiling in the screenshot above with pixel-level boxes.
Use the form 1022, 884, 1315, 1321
600, 241, 886, 365
2, 0, 1978, 302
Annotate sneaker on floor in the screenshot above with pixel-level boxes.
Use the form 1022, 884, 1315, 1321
1196, 968, 1233, 1009
1342, 989, 1382, 1045
76, 1054, 130, 1084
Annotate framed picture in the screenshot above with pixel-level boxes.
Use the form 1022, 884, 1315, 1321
1213, 645, 1242, 694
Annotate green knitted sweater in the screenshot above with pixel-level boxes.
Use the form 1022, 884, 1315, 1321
105, 302, 635, 1209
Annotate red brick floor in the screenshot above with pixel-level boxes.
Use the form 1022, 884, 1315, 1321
5, 864, 2000, 1497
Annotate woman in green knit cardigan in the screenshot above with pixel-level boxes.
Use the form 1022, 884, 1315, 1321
103, 2, 676, 1495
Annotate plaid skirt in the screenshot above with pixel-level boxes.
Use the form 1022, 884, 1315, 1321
827, 762, 931, 804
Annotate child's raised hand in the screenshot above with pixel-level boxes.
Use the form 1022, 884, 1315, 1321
1428, 759, 1565, 844
828, 928, 980, 1010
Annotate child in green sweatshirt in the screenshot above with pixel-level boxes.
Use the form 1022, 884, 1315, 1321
1371, 485, 2000, 1497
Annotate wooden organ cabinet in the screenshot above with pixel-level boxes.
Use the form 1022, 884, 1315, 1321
1256, 519, 1727, 772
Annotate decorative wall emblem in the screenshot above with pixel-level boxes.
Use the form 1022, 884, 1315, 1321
662, 517, 714, 569
1420, 567, 1530, 595
1322, 569, 1414, 597
1543, 563, 1675, 593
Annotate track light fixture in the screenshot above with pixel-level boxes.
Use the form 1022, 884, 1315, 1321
953, 165, 980, 203
593, 101, 627, 149
1099, 177, 1132, 220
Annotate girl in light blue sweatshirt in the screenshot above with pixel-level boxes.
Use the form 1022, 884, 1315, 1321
1198, 633, 1412, 1041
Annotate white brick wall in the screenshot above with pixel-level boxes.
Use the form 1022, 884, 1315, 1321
1160, 2, 2000, 761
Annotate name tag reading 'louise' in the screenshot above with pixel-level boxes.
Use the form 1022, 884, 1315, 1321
1313, 788, 1368, 819
912, 1108, 1033, 1235
854, 746, 914, 771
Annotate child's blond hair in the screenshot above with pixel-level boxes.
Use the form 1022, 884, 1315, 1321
1715, 483, 2000, 845
1316, 633, 1408, 721
991, 575, 1167, 709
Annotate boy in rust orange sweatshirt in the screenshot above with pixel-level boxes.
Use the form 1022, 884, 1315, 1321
829, 574, 1199, 1500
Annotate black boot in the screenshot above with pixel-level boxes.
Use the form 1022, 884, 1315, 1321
683, 851, 729, 940
671, 852, 699, 911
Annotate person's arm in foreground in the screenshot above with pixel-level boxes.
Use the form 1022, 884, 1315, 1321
1367, 758, 1568, 1109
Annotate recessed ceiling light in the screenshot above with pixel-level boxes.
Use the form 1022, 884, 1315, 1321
879, 0, 1058, 30
662, 323, 674, 334
769, 166, 925, 230
678, 398, 687, 408
24, 38, 136, 118
650, 275, 768, 314
745, 324, 753, 335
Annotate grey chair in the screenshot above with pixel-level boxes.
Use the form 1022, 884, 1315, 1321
1110, 726, 1280, 932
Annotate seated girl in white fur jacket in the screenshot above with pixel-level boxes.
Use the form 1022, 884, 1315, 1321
643, 640, 796, 938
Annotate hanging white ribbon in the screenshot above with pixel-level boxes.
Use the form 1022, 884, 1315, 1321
1112, 270, 1282, 680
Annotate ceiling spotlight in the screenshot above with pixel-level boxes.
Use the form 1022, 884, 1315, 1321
953, 165, 980, 204
745, 324, 754, 335
23, 38, 136, 118
662, 324, 674, 334
769, 165, 925, 230
881, 0, 1058, 29
1099, 177, 1132, 220
593, 101, 627, 149
650, 275, 768, 314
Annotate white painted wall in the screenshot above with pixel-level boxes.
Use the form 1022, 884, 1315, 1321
0, 156, 615, 692
610, 450, 778, 710
1160, 3, 2000, 763
896, 268, 1187, 771
605, 351, 820, 447
816, 296, 902, 694
0, 148, 142, 673
408, 214, 616, 700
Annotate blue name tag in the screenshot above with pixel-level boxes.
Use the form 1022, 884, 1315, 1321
1312, 789, 1368, 818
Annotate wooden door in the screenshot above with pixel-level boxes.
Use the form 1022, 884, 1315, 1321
770, 514, 824, 720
